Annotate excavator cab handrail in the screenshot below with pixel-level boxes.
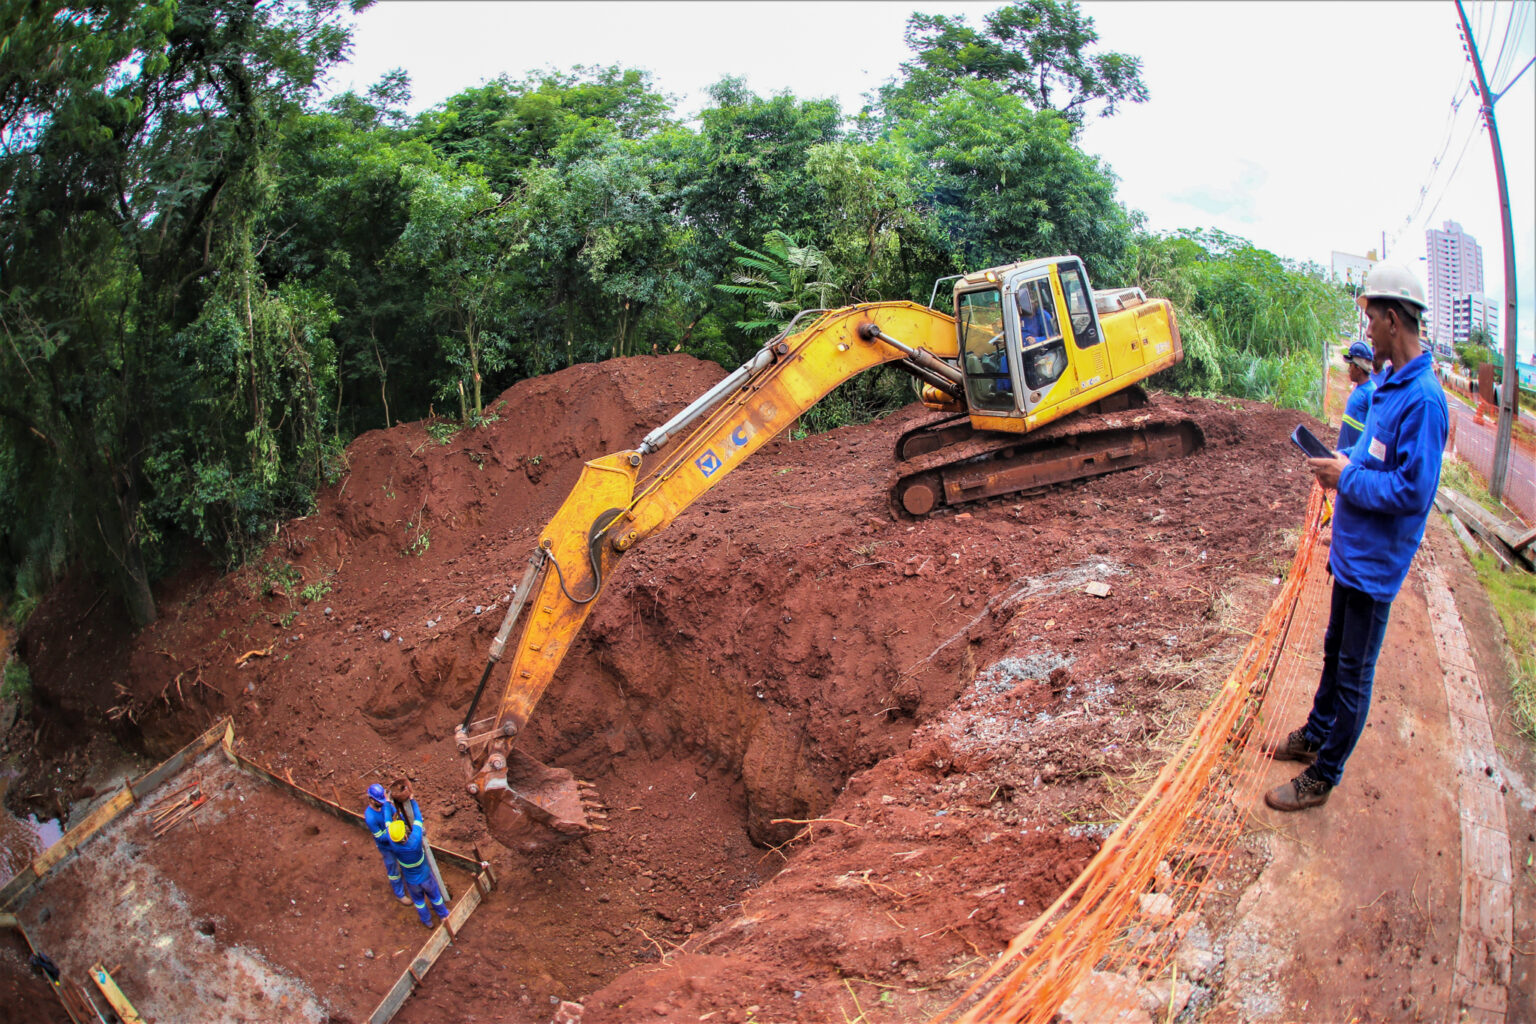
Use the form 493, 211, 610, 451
928, 274, 965, 311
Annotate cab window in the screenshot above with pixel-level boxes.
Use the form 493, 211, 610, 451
1014, 278, 1060, 343
1015, 276, 1068, 391
1059, 265, 1101, 348
956, 289, 1015, 412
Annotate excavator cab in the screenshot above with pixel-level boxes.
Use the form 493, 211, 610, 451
954, 257, 1105, 425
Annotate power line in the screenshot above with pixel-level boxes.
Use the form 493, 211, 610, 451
1419, 113, 1484, 228
1389, 77, 1478, 252
1489, 2, 1534, 91
1483, 0, 1520, 85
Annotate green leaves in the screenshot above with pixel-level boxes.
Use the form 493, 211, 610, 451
1132, 229, 1354, 413
0, 0, 359, 624
885, 0, 1147, 133
718, 231, 842, 334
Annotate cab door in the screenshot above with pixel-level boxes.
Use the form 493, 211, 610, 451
1056, 260, 1115, 382
955, 286, 1021, 415
1008, 269, 1071, 414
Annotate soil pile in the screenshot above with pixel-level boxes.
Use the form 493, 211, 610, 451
6, 353, 1315, 1021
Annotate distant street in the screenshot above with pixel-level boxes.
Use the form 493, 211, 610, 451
1445, 391, 1536, 525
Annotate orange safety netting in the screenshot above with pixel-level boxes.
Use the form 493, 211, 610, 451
935, 483, 1328, 1023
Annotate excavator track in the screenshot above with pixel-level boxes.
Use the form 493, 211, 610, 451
889, 397, 1204, 517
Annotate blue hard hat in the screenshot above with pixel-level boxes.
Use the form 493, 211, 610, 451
367, 783, 386, 802
1344, 340, 1373, 366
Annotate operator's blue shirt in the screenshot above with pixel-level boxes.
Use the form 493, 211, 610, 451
385, 806, 431, 885
1333, 352, 1448, 602
364, 801, 397, 853
1337, 378, 1376, 450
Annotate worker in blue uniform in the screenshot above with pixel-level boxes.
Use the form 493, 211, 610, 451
387, 810, 450, 928
364, 783, 410, 904
1266, 263, 1448, 812
1337, 340, 1377, 450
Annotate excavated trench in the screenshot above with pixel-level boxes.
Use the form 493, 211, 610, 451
2, 354, 1317, 1021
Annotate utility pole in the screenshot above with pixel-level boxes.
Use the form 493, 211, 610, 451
1455, 0, 1520, 500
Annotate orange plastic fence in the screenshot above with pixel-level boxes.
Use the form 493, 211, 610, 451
935, 483, 1328, 1023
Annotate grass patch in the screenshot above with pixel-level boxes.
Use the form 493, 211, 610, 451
1439, 454, 1509, 518
1438, 455, 1536, 739
2, 656, 32, 713
1466, 551, 1536, 740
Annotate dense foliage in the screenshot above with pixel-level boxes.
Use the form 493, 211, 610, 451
0, 0, 1347, 626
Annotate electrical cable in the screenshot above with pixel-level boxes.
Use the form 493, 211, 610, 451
1483, 0, 1519, 85
1388, 77, 1477, 253
1419, 112, 1484, 229
1490, 2, 1534, 93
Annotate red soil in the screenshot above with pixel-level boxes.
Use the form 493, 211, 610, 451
5, 354, 1315, 1021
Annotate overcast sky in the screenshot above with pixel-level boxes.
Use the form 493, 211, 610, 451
324, 1, 1536, 360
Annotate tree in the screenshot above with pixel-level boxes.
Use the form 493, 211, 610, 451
261, 75, 442, 435
389, 166, 525, 420
412, 65, 675, 193
0, 0, 358, 626
1456, 342, 1495, 375
894, 81, 1137, 281
804, 141, 921, 302
884, 0, 1148, 132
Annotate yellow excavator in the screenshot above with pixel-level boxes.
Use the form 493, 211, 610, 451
453, 254, 1202, 850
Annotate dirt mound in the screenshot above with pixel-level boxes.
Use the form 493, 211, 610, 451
6, 353, 1316, 1021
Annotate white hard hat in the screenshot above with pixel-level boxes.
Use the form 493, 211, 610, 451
1356, 263, 1428, 313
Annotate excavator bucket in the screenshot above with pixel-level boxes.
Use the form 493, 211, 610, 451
478, 749, 606, 853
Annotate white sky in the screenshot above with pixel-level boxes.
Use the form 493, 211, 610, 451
325, 0, 1536, 360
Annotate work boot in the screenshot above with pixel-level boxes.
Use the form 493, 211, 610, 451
1265, 765, 1332, 812
1267, 727, 1320, 764
397, 895, 412, 906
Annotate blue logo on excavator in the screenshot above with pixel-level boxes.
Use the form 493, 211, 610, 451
694, 424, 755, 479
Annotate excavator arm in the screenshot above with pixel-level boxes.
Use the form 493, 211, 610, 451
455, 302, 963, 850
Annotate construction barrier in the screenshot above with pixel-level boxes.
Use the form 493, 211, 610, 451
1446, 403, 1536, 526
937, 483, 1328, 1022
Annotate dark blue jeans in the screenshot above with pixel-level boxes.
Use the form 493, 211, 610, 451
1302, 580, 1393, 786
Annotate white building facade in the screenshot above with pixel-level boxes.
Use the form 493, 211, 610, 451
1451, 292, 1499, 346
1425, 220, 1484, 347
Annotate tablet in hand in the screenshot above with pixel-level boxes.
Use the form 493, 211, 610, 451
1290, 424, 1334, 459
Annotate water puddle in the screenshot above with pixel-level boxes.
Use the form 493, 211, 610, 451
0, 776, 63, 879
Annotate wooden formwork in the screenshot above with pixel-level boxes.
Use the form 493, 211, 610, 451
0, 716, 497, 1024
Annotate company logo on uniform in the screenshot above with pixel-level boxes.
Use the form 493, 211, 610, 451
695, 423, 756, 478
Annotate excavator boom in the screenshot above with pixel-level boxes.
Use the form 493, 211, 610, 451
455, 302, 961, 849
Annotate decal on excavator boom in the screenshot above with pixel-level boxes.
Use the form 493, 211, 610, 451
694, 422, 756, 479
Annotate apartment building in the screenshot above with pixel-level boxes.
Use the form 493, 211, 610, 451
1425, 220, 1484, 346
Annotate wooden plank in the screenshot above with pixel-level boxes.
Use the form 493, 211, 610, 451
367, 869, 491, 1024
89, 963, 146, 1024
1511, 524, 1536, 551
1453, 508, 1517, 570
1441, 488, 1531, 561
0, 868, 40, 911
30, 790, 133, 878
367, 972, 418, 1024
1448, 513, 1484, 563
128, 717, 230, 799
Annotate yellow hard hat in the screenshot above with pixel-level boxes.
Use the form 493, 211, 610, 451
387, 819, 407, 843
